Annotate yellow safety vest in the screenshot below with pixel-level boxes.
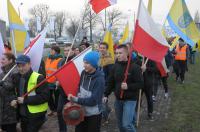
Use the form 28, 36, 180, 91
27, 72, 48, 114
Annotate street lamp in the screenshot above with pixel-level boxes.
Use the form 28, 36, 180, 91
18, 2, 23, 18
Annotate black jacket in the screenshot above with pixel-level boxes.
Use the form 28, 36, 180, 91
0, 63, 18, 125
104, 61, 143, 100
13, 69, 49, 118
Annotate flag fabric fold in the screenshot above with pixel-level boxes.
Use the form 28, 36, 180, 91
7, 0, 30, 53
166, 0, 200, 47
132, 1, 169, 62
119, 23, 129, 44
90, 0, 117, 14
55, 47, 92, 96
103, 24, 115, 62
25, 29, 47, 72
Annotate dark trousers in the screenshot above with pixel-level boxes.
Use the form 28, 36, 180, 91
161, 76, 168, 93
20, 115, 45, 132
75, 114, 102, 132
152, 74, 160, 96
174, 60, 187, 81
48, 88, 59, 112
1, 123, 17, 132
142, 77, 153, 114
57, 94, 68, 132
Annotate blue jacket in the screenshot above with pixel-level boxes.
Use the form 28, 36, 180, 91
76, 69, 105, 116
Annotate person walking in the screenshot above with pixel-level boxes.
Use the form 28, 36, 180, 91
0, 53, 18, 132
11, 55, 49, 132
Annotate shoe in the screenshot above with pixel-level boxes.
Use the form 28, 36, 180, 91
148, 113, 154, 121
152, 95, 156, 102
164, 93, 168, 98
181, 80, 184, 84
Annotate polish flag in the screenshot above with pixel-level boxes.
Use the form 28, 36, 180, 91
55, 47, 92, 96
132, 1, 169, 62
25, 29, 47, 72
90, 0, 117, 14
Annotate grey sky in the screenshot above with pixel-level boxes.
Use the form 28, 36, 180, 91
0, 0, 199, 25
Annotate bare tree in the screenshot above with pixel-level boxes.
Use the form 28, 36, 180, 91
54, 11, 67, 37
98, 8, 125, 36
81, 5, 99, 42
107, 8, 125, 28
66, 17, 79, 40
29, 4, 50, 35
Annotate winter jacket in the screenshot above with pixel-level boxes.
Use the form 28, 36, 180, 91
0, 63, 18, 125
76, 69, 105, 116
99, 53, 114, 86
104, 61, 143, 100
13, 69, 49, 118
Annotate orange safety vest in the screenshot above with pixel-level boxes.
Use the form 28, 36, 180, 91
175, 44, 187, 61
45, 57, 62, 83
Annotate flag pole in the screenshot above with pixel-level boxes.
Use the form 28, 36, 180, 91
120, 0, 142, 98
23, 46, 92, 97
64, 0, 90, 64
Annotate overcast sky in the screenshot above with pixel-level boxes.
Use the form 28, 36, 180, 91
0, 0, 199, 25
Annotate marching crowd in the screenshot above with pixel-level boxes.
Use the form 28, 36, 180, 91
0, 36, 198, 132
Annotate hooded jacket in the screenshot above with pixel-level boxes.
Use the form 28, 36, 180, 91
76, 69, 105, 116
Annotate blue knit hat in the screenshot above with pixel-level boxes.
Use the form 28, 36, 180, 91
83, 51, 100, 69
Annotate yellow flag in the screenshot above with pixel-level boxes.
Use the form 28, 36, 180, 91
103, 31, 115, 62
147, 0, 152, 15
166, 0, 200, 47
119, 23, 129, 45
7, 0, 30, 53
170, 36, 180, 50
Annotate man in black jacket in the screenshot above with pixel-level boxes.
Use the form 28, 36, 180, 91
11, 55, 49, 132
103, 45, 143, 132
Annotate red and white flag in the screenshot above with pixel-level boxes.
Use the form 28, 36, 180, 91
156, 58, 169, 77
25, 29, 47, 72
55, 47, 92, 96
90, 0, 117, 14
132, 1, 169, 62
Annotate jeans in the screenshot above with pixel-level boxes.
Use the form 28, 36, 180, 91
114, 100, 137, 132
57, 94, 68, 132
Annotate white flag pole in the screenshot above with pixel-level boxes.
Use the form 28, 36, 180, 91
64, 0, 90, 64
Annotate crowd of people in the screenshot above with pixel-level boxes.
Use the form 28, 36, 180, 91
0, 36, 198, 132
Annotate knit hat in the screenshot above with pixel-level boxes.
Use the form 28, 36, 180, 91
83, 51, 100, 69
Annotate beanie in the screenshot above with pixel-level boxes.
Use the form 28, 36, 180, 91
83, 51, 100, 69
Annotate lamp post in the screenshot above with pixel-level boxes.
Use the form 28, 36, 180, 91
18, 2, 23, 18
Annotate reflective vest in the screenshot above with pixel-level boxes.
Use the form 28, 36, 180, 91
27, 72, 48, 113
175, 44, 187, 61
45, 58, 62, 83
